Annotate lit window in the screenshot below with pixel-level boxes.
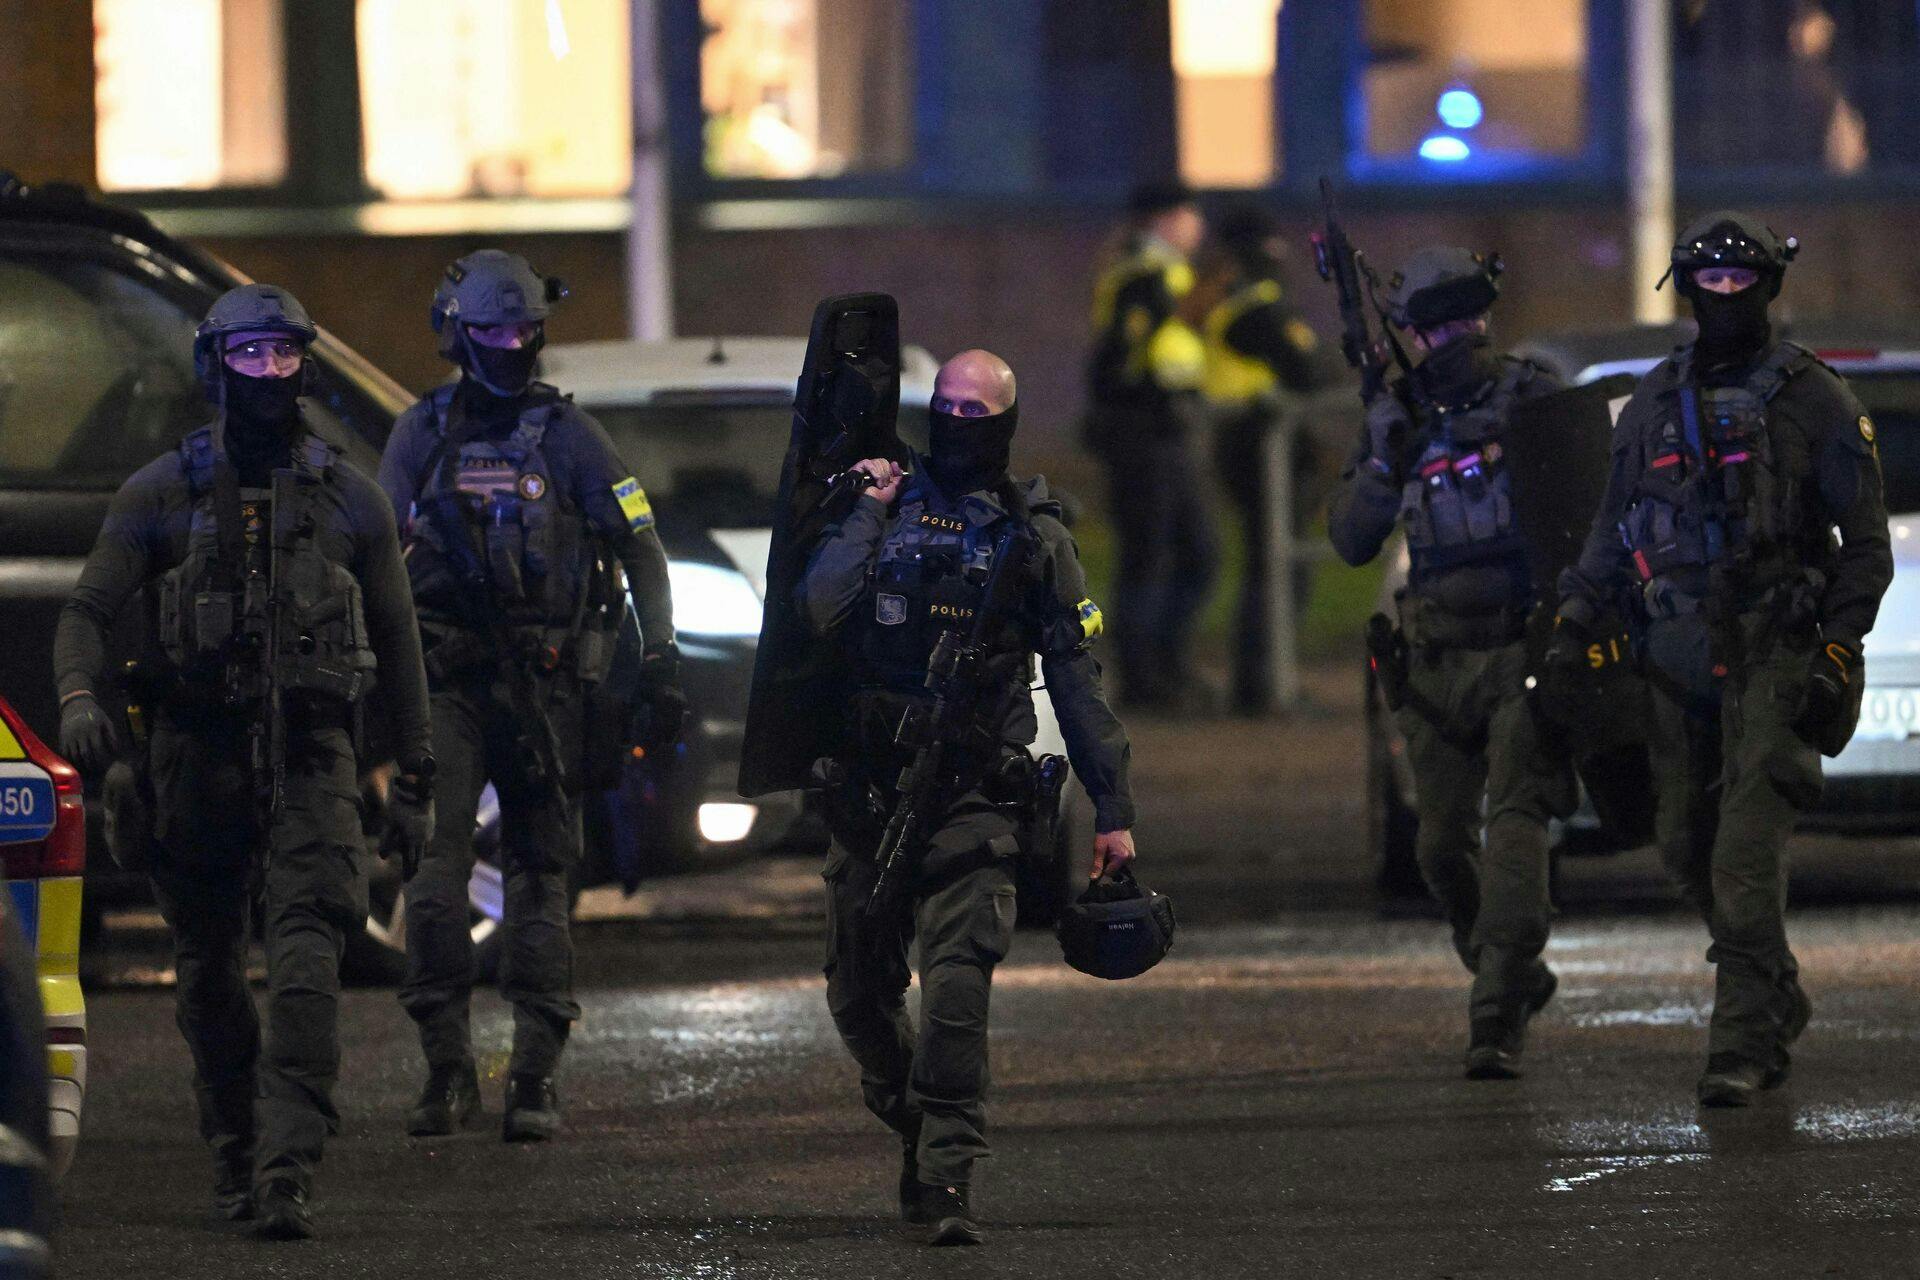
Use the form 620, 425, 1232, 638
1171, 0, 1282, 188
95, 0, 288, 192
1360, 0, 1588, 168
699, 0, 913, 179
357, 0, 633, 199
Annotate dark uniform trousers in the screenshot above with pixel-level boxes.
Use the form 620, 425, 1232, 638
821, 793, 1020, 1190
146, 709, 366, 1193
399, 671, 583, 1078
1646, 613, 1818, 1071
1098, 409, 1220, 701
1393, 637, 1571, 1019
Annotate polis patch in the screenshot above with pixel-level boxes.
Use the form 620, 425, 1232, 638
612, 477, 655, 531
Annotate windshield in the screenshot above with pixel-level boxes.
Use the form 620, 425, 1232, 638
590, 398, 930, 528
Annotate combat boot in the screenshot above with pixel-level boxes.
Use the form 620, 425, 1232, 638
407, 1061, 482, 1137
918, 1183, 983, 1246
1464, 964, 1555, 1080
503, 1074, 561, 1143
899, 1144, 927, 1224
253, 1178, 315, 1241
212, 1147, 254, 1222
1696, 1053, 1772, 1107
1779, 976, 1813, 1045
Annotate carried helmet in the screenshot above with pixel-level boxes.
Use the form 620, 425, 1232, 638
429, 249, 568, 362
192, 284, 316, 398
1386, 246, 1503, 330
1664, 210, 1798, 298
1056, 867, 1176, 980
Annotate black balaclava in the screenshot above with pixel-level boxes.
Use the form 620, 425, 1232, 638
221, 363, 302, 484
461, 324, 540, 398
927, 402, 1018, 498
1413, 329, 1499, 406
1689, 275, 1773, 370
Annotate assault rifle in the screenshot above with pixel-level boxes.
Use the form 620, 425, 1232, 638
1310, 177, 1415, 401
865, 520, 1036, 923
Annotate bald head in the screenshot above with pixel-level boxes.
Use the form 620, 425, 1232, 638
933, 349, 1017, 418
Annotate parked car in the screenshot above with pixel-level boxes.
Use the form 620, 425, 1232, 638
0, 692, 87, 1184
541, 337, 1093, 921
1365, 323, 1920, 894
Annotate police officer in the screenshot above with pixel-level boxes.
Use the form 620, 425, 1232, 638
1328, 248, 1571, 1079
1196, 201, 1324, 715
377, 250, 682, 1143
800, 349, 1136, 1246
1084, 181, 1218, 712
1555, 213, 1891, 1106
54, 285, 435, 1239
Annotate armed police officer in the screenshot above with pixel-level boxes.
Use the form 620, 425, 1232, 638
800, 349, 1135, 1246
1084, 181, 1218, 712
54, 285, 434, 1239
1555, 214, 1891, 1107
1328, 248, 1572, 1079
1196, 201, 1325, 715
377, 250, 682, 1143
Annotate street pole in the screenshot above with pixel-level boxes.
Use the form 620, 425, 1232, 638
627, 0, 673, 340
1263, 413, 1302, 709
1627, 0, 1675, 325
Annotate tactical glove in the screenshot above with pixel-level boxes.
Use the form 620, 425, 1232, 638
1363, 392, 1413, 479
58, 692, 121, 776
381, 765, 436, 881
1794, 641, 1860, 755
633, 645, 689, 752
1541, 614, 1594, 678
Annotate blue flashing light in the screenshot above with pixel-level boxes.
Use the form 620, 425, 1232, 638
1418, 134, 1471, 163
1437, 88, 1484, 131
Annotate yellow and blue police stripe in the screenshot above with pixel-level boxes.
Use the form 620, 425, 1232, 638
613, 477, 655, 532
1076, 597, 1105, 642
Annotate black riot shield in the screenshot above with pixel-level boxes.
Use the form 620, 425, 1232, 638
1507, 373, 1655, 848
739, 294, 907, 797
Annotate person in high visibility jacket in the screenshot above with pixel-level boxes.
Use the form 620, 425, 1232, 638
1195, 202, 1324, 715
1082, 181, 1218, 713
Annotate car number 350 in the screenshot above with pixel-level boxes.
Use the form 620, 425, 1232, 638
0, 785, 35, 817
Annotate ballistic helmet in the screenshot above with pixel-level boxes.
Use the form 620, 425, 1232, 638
1386, 246, 1503, 330
192, 284, 316, 398
429, 249, 568, 362
1056, 867, 1176, 980
1664, 211, 1797, 298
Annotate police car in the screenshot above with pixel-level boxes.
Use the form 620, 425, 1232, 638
1367, 323, 1920, 896
0, 693, 87, 1183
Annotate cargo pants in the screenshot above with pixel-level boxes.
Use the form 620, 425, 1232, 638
399, 672, 583, 1079
1645, 614, 1819, 1072
1393, 636, 1575, 1022
821, 791, 1021, 1190
146, 706, 367, 1195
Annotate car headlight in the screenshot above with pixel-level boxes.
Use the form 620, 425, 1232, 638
664, 560, 764, 639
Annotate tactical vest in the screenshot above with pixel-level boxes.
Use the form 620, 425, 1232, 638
852, 485, 1035, 700
1399, 359, 1536, 580
1201, 278, 1285, 407
155, 426, 375, 705
1618, 342, 1812, 616
413, 384, 595, 627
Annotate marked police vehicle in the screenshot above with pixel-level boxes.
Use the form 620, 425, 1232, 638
0, 174, 840, 980
1368, 322, 1920, 895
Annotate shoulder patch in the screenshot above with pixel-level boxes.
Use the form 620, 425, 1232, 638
612, 477, 655, 531
1076, 597, 1105, 642
1859, 414, 1876, 444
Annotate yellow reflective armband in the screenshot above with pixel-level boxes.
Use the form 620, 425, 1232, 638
612, 477, 655, 532
1076, 597, 1105, 642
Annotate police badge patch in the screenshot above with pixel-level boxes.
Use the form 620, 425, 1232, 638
876, 593, 908, 626
518, 473, 547, 501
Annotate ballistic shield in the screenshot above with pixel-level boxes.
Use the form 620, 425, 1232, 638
739, 294, 907, 796
1500, 373, 1634, 594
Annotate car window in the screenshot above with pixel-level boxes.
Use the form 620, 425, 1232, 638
1847, 374, 1920, 516
0, 250, 205, 489
590, 400, 792, 527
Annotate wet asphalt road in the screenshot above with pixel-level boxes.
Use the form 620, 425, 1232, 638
52, 672, 1920, 1278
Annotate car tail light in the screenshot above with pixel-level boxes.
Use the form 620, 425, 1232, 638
0, 699, 84, 880
1812, 348, 1880, 363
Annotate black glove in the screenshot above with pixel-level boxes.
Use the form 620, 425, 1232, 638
634, 646, 688, 752
1363, 392, 1413, 479
1541, 613, 1594, 678
58, 692, 121, 776
380, 762, 436, 881
1794, 641, 1858, 750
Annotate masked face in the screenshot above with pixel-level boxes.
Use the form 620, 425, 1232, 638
222, 367, 303, 432
927, 402, 1018, 497
1689, 272, 1772, 365
461, 322, 540, 396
